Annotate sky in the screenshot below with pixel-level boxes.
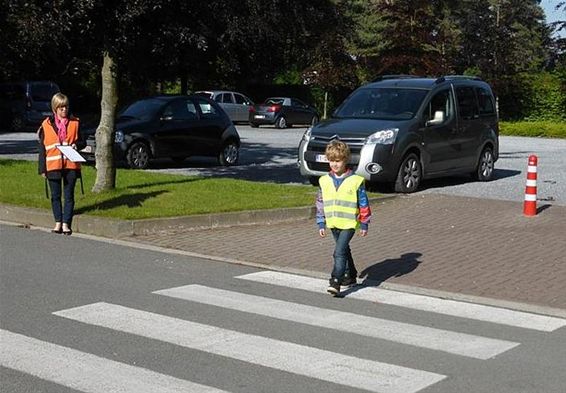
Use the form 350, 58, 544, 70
540, 0, 564, 37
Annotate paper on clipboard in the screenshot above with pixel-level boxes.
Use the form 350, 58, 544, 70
56, 145, 86, 162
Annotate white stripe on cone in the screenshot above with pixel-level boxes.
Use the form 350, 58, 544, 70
524, 194, 537, 201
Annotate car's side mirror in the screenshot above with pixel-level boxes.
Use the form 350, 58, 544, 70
426, 111, 444, 126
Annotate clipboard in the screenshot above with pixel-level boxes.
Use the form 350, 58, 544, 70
56, 145, 86, 162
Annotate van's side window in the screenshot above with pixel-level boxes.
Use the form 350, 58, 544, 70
476, 87, 495, 115
455, 86, 479, 120
425, 89, 453, 124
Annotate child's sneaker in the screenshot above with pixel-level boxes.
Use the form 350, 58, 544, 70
341, 274, 357, 287
327, 278, 340, 295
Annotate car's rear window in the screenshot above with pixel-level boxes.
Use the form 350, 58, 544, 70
195, 92, 213, 99
335, 88, 427, 120
119, 99, 163, 121
30, 83, 59, 101
264, 98, 284, 105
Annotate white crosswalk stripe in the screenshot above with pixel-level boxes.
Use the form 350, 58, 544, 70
154, 284, 519, 359
0, 329, 231, 393
53, 302, 447, 393
236, 271, 566, 332
7, 269, 564, 393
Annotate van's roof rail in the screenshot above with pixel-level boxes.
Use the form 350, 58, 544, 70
372, 75, 422, 82
435, 75, 483, 84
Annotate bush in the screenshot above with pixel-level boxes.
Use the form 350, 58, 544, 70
496, 72, 566, 121
499, 121, 566, 138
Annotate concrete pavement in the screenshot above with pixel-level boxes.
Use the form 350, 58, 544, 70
2, 193, 566, 316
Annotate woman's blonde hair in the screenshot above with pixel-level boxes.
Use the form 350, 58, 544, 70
325, 140, 351, 162
51, 93, 69, 113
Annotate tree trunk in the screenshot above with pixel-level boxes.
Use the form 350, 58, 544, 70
92, 51, 118, 192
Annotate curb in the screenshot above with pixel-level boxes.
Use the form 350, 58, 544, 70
0, 197, 393, 238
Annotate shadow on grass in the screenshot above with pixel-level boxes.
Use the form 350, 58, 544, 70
124, 177, 201, 190
75, 190, 167, 214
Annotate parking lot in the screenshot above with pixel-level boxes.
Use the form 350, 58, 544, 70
1, 126, 565, 205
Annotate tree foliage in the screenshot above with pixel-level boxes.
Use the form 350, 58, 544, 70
1, 0, 561, 189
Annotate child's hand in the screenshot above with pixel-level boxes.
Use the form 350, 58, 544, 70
319, 228, 326, 238
359, 229, 368, 237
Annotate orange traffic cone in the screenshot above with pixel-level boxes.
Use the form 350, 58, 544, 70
523, 155, 537, 216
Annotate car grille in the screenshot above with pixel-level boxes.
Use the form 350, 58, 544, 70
304, 135, 366, 169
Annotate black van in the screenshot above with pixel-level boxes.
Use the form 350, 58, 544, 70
0, 81, 60, 132
298, 76, 499, 192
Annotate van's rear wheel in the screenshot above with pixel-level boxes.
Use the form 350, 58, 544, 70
474, 146, 494, 181
394, 153, 422, 193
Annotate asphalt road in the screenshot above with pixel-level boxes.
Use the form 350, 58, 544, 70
1, 126, 565, 205
2, 224, 566, 393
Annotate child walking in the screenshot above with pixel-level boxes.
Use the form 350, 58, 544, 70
316, 141, 371, 295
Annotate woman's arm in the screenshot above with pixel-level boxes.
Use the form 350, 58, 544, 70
37, 127, 46, 175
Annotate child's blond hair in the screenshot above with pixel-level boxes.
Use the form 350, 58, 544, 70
325, 140, 351, 162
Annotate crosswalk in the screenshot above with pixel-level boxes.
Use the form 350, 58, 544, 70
2, 270, 566, 393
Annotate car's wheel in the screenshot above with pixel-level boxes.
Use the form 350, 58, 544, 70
126, 141, 151, 169
311, 115, 319, 126
218, 140, 239, 166
11, 115, 24, 132
275, 116, 287, 129
250, 122, 259, 128
473, 146, 495, 181
394, 153, 422, 193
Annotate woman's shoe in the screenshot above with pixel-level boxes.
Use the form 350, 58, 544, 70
51, 223, 62, 234
62, 224, 72, 236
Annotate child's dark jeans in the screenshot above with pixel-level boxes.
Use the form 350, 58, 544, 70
330, 228, 357, 282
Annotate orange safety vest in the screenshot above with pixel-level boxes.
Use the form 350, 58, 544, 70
42, 117, 81, 172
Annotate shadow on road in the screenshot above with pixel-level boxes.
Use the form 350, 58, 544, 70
368, 168, 522, 195
338, 252, 422, 297
0, 139, 38, 155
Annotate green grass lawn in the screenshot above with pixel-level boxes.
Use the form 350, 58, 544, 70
499, 121, 566, 138
0, 159, 320, 220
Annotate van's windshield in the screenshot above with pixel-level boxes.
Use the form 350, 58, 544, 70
334, 88, 428, 120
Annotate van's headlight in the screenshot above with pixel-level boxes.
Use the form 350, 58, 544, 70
301, 127, 312, 142
114, 130, 124, 143
366, 128, 398, 145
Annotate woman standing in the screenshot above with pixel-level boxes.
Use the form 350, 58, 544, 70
38, 93, 84, 235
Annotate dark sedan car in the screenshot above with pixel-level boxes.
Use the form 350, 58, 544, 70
249, 97, 319, 129
82, 95, 240, 169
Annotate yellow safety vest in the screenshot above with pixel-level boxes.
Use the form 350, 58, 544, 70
319, 174, 364, 229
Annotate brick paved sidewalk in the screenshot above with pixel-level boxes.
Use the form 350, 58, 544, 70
129, 194, 566, 311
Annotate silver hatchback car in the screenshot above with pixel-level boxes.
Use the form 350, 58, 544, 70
195, 90, 254, 123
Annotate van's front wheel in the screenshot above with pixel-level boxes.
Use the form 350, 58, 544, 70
394, 153, 422, 193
